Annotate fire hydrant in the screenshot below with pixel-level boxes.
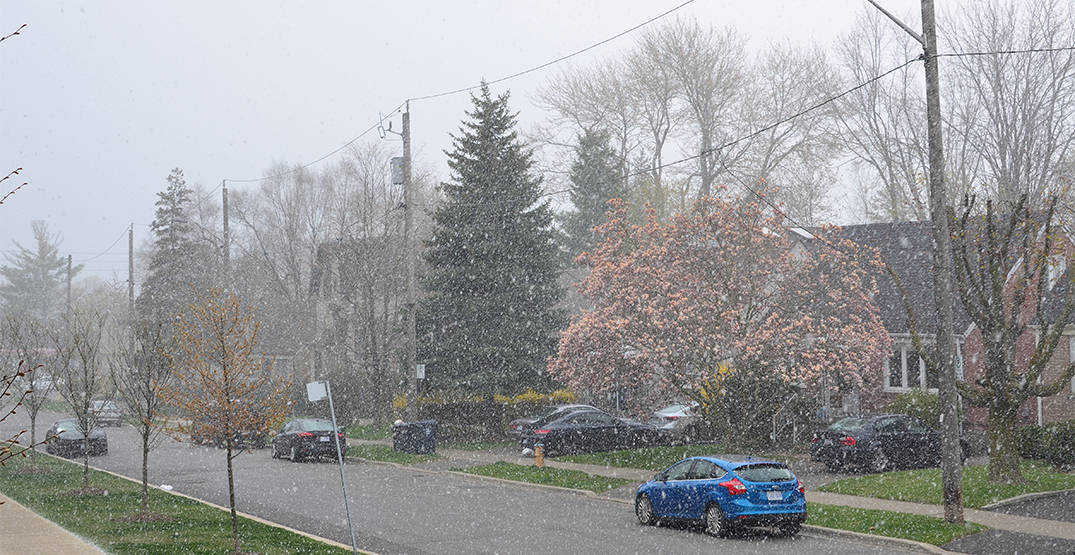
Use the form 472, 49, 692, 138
535, 442, 545, 468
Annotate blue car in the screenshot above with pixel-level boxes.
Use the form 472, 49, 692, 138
635, 456, 806, 537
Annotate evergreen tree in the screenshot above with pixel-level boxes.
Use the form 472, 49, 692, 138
0, 221, 79, 321
419, 84, 565, 395
560, 129, 625, 257
137, 168, 218, 321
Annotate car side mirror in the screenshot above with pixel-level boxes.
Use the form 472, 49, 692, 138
655, 472, 667, 482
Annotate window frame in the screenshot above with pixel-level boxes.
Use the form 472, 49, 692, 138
883, 343, 939, 393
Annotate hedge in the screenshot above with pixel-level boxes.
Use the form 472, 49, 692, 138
1016, 420, 1075, 466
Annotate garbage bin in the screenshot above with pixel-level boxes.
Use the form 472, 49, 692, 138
392, 419, 438, 454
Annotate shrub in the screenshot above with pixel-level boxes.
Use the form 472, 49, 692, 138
1043, 421, 1075, 466
884, 389, 941, 427
1016, 424, 1047, 460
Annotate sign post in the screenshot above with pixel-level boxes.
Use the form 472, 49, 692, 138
307, 380, 357, 554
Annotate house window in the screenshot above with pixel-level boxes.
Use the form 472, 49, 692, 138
884, 344, 935, 392
1070, 337, 1075, 393
1048, 254, 1067, 290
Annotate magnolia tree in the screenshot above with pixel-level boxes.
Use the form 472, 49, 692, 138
550, 194, 889, 443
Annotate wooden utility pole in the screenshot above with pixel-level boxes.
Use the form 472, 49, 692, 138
66, 254, 72, 318
920, 0, 964, 524
868, 0, 963, 523
222, 180, 230, 286
128, 224, 135, 352
403, 102, 418, 420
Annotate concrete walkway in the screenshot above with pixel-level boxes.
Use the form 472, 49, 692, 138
0, 492, 104, 555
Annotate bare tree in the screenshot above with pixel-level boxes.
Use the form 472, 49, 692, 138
1, 316, 55, 467
110, 319, 176, 514
52, 308, 111, 491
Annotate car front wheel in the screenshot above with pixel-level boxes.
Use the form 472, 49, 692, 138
704, 503, 729, 537
636, 494, 656, 526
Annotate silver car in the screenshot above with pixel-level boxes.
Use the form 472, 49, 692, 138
91, 400, 123, 427
649, 402, 700, 438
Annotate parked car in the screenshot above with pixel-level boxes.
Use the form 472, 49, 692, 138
44, 418, 108, 457
519, 409, 665, 456
508, 403, 599, 439
271, 418, 347, 462
635, 456, 806, 537
90, 400, 123, 427
811, 414, 968, 472
649, 402, 702, 439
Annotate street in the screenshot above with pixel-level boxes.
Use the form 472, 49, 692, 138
3, 409, 914, 554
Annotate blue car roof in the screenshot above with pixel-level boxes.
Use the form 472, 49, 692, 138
690, 455, 783, 470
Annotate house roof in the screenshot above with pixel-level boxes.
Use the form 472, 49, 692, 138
837, 221, 973, 338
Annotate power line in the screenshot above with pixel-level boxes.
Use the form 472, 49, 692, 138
73, 227, 129, 264
407, 0, 697, 103
936, 45, 1075, 59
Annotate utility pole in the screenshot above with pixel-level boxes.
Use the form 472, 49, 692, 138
66, 254, 72, 319
129, 224, 135, 353
222, 180, 230, 287
403, 102, 418, 420
868, 0, 963, 523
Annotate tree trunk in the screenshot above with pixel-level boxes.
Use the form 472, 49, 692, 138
226, 439, 240, 553
82, 437, 90, 490
141, 423, 150, 512
28, 412, 37, 466
988, 403, 1025, 483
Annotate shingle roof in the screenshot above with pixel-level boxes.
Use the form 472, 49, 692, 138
837, 221, 973, 337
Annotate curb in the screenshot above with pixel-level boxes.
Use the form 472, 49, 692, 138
22, 448, 374, 555
981, 487, 1075, 510
802, 524, 953, 554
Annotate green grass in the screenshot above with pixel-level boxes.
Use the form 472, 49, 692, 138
807, 502, 987, 545
558, 444, 724, 471
0, 448, 353, 554
344, 422, 391, 440
819, 460, 1075, 508
440, 439, 515, 451
459, 461, 633, 493
346, 443, 439, 465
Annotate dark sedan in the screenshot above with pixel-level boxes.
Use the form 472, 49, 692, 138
519, 409, 666, 456
811, 414, 967, 472
271, 418, 347, 462
45, 418, 108, 456
508, 403, 599, 439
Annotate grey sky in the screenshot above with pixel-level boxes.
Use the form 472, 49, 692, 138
2, 0, 933, 282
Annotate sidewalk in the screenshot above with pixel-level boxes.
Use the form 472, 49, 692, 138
0, 492, 104, 555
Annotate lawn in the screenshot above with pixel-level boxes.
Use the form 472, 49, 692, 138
807, 503, 987, 545
346, 443, 440, 465
558, 444, 724, 471
439, 439, 515, 451
459, 461, 633, 493
344, 422, 391, 440
819, 460, 1075, 508
0, 448, 354, 554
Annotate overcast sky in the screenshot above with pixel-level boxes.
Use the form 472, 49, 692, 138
1, 0, 938, 282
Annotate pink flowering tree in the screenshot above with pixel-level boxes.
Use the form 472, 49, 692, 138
550, 194, 889, 444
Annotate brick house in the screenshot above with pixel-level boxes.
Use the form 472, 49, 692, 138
835, 221, 1075, 429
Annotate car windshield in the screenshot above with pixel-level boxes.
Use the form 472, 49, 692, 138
829, 417, 870, 432
658, 404, 688, 414
736, 463, 794, 482
301, 420, 335, 432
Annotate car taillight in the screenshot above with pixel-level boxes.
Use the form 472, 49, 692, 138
810, 435, 818, 444
535, 429, 550, 434
798, 479, 805, 494
338, 432, 345, 437
297, 432, 314, 438
839, 435, 856, 446
664, 415, 679, 421
718, 477, 747, 495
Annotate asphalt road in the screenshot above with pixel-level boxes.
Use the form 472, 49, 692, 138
3, 409, 916, 555
941, 490, 1075, 554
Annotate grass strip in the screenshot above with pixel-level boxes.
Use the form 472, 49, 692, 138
0, 449, 351, 554
807, 502, 987, 545
459, 461, 633, 493
818, 460, 1075, 508
346, 443, 439, 465
558, 444, 724, 471
439, 439, 515, 451
344, 422, 391, 440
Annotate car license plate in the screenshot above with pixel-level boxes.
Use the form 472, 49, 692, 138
822, 439, 833, 446
319, 436, 330, 442
766, 491, 783, 501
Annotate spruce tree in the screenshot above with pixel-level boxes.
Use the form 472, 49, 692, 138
0, 221, 79, 321
560, 129, 626, 257
137, 168, 218, 321
419, 84, 564, 395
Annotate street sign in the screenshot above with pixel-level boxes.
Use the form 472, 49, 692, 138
391, 157, 404, 185
306, 381, 327, 402
416, 363, 425, 380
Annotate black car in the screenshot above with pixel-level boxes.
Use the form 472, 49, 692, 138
519, 409, 665, 456
811, 414, 967, 472
508, 403, 599, 439
271, 418, 347, 462
45, 418, 108, 457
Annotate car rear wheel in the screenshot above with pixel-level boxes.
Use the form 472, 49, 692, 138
870, 447, 890, 473
704, 503, 729, 537
824, 457, 843, 472
635, 494, 656, 526
290, 446, 303, 462
780, 522, 802, 537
